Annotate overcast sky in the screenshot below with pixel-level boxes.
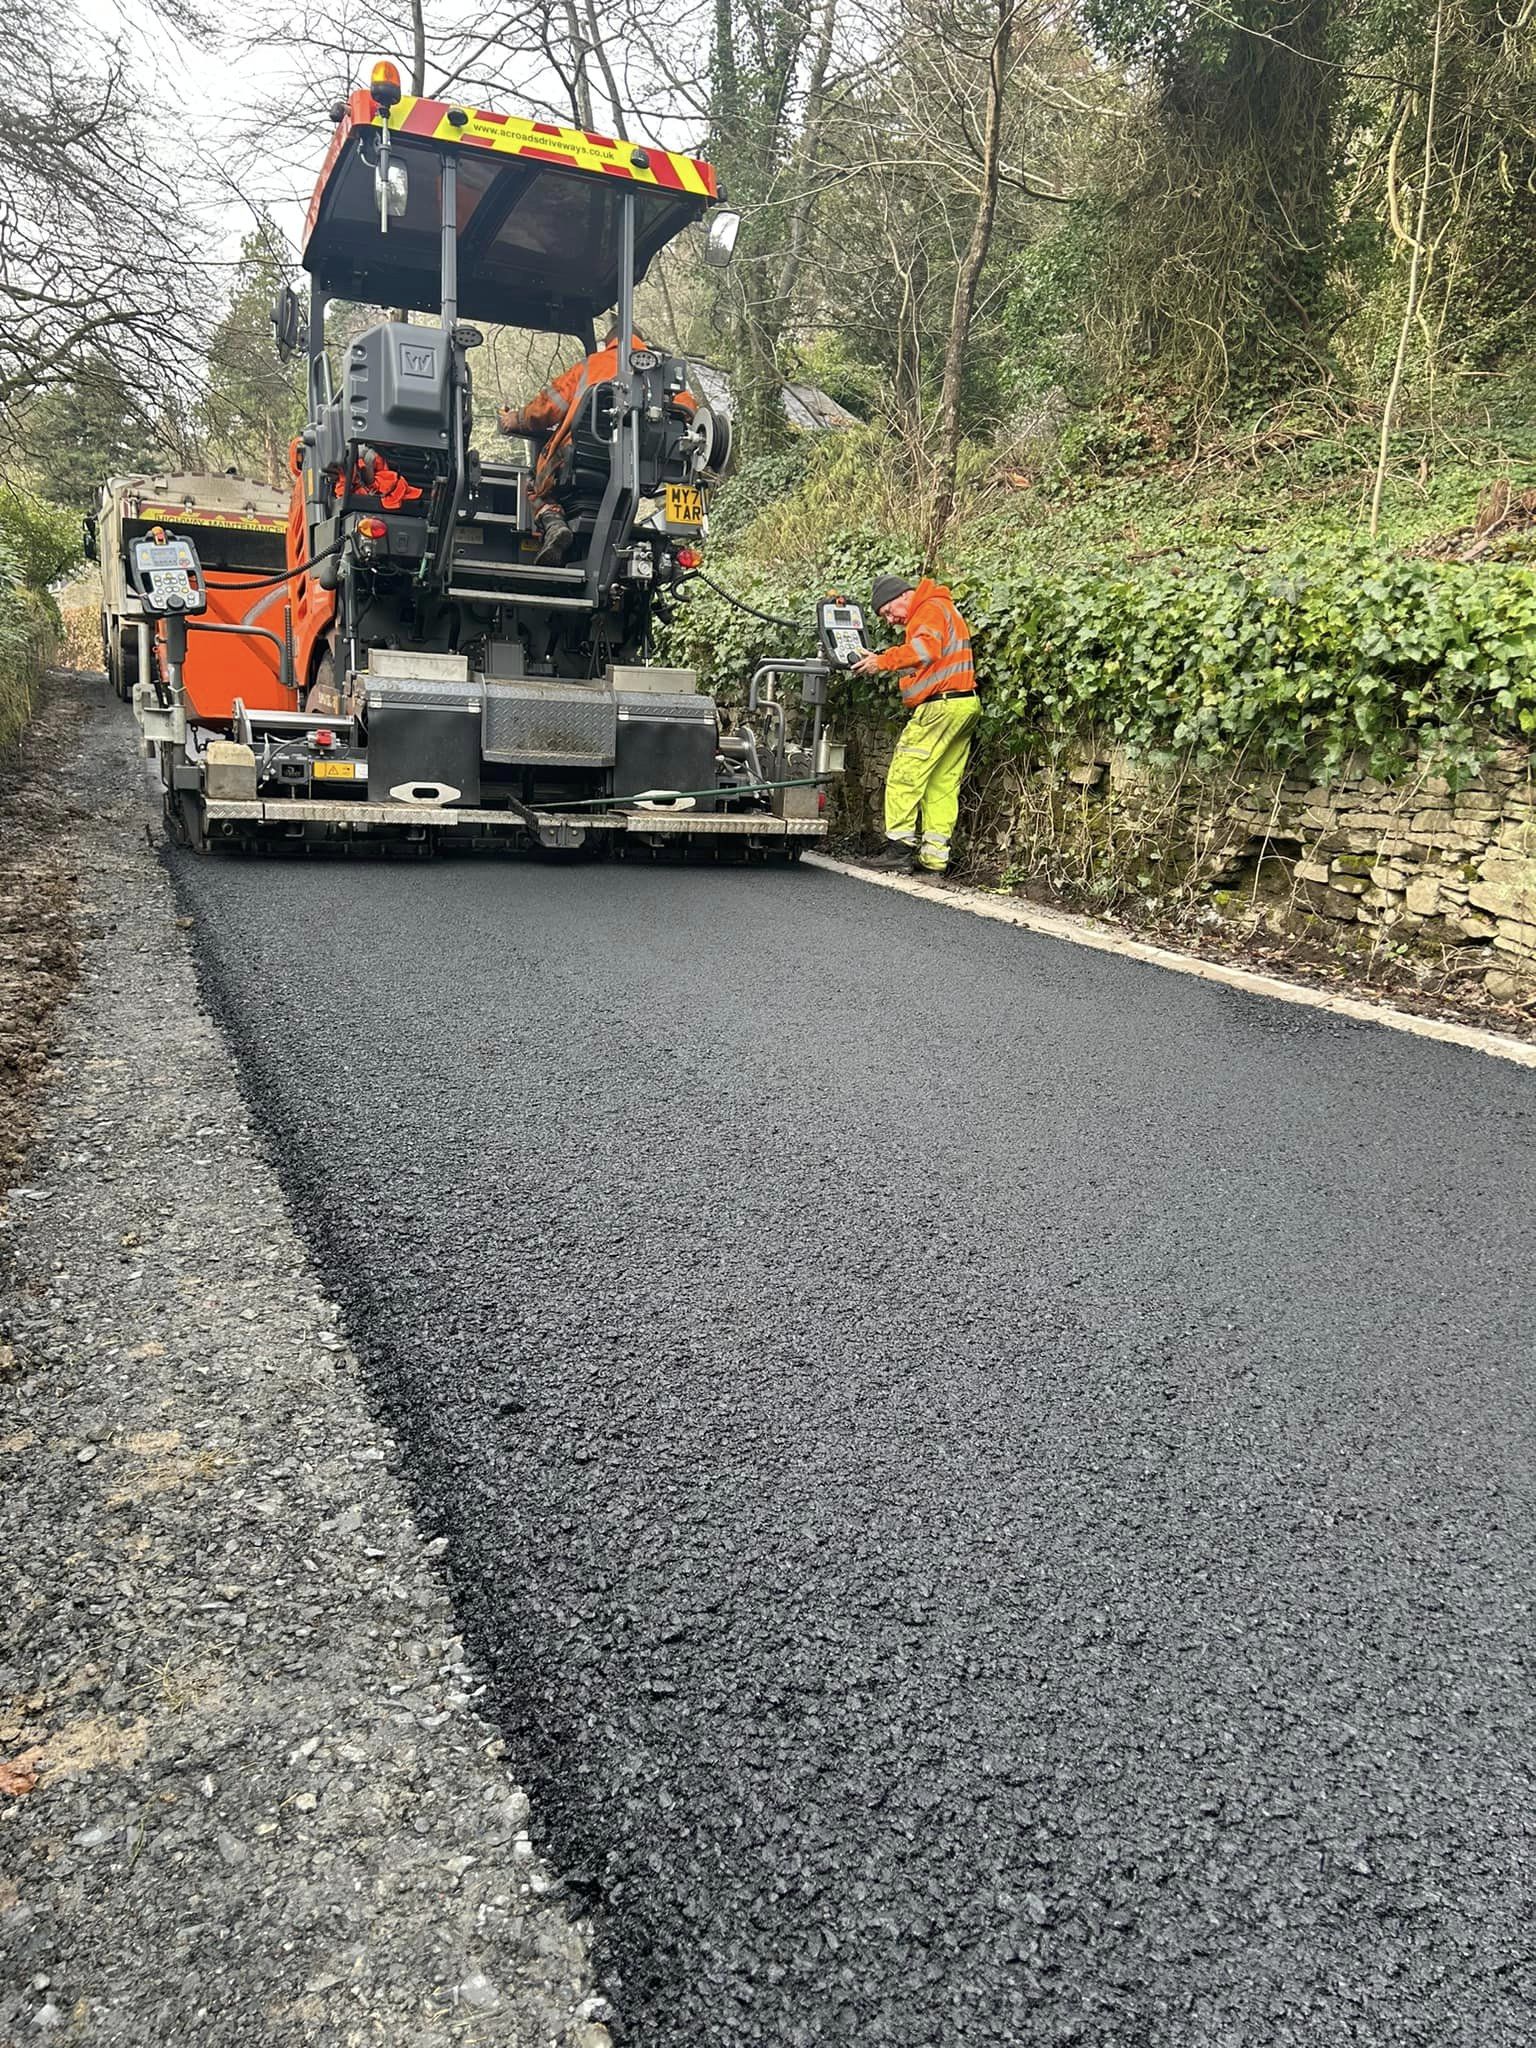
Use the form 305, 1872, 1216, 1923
78, 0, 318, 264
75, 0, 702, 374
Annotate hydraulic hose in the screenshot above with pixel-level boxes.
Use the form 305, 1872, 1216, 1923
203, 539, 344, 591
679, 568, 806, 634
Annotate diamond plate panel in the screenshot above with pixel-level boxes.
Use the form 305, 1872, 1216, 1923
483, 681, 616, 766
366, 677, 483, 713
614, 692, 717, 727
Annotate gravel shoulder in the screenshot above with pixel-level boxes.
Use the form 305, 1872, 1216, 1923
1, 679, 604, 2046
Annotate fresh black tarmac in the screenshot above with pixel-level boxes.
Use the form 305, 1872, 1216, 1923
173, 839, 1536, 2048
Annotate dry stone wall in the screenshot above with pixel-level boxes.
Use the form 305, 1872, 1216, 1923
837, 723, 1536, 998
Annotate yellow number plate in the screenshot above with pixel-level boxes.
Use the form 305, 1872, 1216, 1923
665, 483, 704, 529
312, 759, 358, 781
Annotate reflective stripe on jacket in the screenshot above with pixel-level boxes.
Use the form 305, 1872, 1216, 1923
871, 579, 975, 708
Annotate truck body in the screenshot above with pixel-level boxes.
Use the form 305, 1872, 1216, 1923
97, 474, 290, 710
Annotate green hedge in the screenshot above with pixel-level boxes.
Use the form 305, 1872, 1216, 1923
0, 488, 77, 751
0, 543, 58, 753
665, 538, 1536, 783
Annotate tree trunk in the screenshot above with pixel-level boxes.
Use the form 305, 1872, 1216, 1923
711, 0, 739, 135
774, 0, 838, 317
704, 0, 830, 450
409, 0, 426, 95
1369, 0, 1445, 540
581, 0, 628, 134
563, 0, 595, 128
929, 0, 1014, 548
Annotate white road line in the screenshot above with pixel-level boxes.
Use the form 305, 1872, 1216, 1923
805, 853, 1536, 1071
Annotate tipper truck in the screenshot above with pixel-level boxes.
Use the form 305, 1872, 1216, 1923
92, 473, 289, 705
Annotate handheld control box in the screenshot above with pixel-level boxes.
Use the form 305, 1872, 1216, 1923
127, 532, 208, 617
817, 596, 869, 669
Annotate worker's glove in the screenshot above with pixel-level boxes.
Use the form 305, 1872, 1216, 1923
496, 405, 518, 435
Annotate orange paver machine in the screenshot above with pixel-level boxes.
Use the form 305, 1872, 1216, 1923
133, 65, 841, 855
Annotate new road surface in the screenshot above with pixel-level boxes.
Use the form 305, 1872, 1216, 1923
173, 824, 1535, 2047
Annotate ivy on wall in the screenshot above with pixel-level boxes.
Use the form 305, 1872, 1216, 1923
666, 539, 1536, 784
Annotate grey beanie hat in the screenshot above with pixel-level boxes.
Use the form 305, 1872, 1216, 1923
871, 575, 914, 611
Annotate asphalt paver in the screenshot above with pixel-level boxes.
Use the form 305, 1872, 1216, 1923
171, 846, 1536, 2047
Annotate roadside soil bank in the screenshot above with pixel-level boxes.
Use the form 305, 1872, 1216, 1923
0, 674, 87, 1193
1, 677, 605, 2046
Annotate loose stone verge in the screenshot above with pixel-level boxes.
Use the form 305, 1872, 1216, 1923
1, 680, 603, 2046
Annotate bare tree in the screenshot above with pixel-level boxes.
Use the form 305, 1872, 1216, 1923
804, 0, 1098, 540
0, 0, 205, 447
930, 0, 1017, 538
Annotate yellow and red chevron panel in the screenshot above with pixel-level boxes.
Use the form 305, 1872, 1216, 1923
352, 90, 716, 196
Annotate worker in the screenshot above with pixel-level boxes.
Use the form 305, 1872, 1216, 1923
498, 327, 694, 565
852, 574, 980, 874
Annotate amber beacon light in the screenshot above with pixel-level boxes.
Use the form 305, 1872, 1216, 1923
370, 60, 402, 111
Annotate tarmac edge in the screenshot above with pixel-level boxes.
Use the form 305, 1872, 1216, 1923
806, 853, 1536, 1071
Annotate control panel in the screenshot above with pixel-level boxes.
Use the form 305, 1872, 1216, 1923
817, 596, 869, 669
127, 531, 208, 616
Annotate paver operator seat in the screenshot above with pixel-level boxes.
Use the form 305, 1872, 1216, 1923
546, 358, 705, 550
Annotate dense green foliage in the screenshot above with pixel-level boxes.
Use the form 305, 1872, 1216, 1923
0, 563, 56, 753
0, 489, 85, 594
972, 548, 1536, 779
673, 541, 1536, 781
0, 488, 73, 751
17, 356, 179, 514
201, 225, 306, 487
668, 412, 1536, 782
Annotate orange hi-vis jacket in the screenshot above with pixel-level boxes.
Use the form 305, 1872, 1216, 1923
871, 579, 976, 708
505, 335, 696, 503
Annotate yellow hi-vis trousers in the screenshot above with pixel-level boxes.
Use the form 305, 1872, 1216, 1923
883, 693, 981, 871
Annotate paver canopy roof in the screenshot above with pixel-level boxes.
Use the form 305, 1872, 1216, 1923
303, 91, 719, 334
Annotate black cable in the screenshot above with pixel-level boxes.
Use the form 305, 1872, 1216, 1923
203, 539, 345, 591
680, 568, 806, 633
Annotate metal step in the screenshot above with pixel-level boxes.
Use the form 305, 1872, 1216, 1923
458, 510, 526, 526
448, 557, 586, 583
232, 704, 358, 742
446, 586, 595, 610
